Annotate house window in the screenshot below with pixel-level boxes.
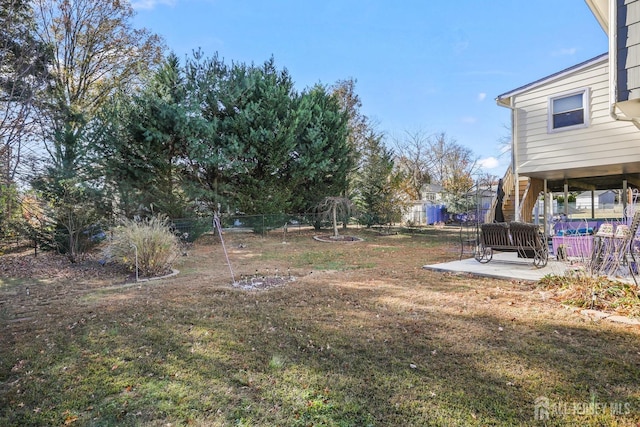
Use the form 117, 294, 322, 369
548, 88, 590, 132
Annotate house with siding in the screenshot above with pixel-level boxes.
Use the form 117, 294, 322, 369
575, 190, 617, 210
491, 0, 640, 233
402, 183, 445, 225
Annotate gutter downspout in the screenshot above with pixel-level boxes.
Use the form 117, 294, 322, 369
496, 96, 519, 222
510, 98, 520, 222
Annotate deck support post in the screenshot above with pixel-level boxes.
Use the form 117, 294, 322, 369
543, 179, 549, 236
623, 179, 628, 220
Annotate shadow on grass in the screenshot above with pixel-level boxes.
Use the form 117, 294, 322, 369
1, 230, 639, 426
2, 280, 638, 426
0, 277, 45, 289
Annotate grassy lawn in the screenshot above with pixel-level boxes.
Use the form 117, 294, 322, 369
1, 227, 639, 426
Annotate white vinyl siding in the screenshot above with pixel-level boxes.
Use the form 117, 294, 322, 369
616, 0, 640, 102
511, 58, 640, 179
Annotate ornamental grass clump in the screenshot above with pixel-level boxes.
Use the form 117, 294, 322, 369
109, 215, 179, 277
539, 271, 640, 318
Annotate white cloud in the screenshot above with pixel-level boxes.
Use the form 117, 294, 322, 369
449, 28, 470, 55
131, 0, 176, 10
552, 47, 577, 56
458, 70, 513, 77
478, 157, 500, 170
453, 40, 469, 54
477, 92, 487, 102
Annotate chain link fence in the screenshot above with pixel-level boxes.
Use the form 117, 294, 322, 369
170, 213, 339, 239
2, 209, 469, 255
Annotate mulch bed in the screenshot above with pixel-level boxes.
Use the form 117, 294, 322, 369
232, 275, 297, 290
313, 235, 363, 242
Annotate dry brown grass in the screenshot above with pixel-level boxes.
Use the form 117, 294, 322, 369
1, 227, 639, 426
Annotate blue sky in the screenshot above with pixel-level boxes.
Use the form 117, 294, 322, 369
131, 0, 608, 175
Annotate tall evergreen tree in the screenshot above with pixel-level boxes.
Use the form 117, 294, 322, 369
227, 59, 298, 214
330, 79, 369, 191
96, 52, 356, 220
190, 56, 296, 215
357, 130, 406, 227
96, 53, 211, 218
288, 84, 352, 213
181, 53, 249, 213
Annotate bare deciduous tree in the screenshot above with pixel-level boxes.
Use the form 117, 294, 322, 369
0, 0, 50, 184
394, 130, 479, 204
394, 129, 433, 200
31, 0, 164, 175
330, 78, 368, 158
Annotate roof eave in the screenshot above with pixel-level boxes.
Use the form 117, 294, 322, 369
495, 53, 608, 102
496, 96, 512, 109
584, 0, 609, 33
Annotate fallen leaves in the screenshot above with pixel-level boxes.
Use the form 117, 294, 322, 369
11, 359, 27, 372
64, 414, 78, 425
0, 249, 129, 282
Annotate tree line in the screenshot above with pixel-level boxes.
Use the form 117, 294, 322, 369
1, 0, 482, 260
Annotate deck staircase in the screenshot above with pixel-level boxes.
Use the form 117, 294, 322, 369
485, 165, 543, 223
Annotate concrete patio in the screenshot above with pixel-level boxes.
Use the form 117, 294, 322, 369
424, 252, 573, 282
